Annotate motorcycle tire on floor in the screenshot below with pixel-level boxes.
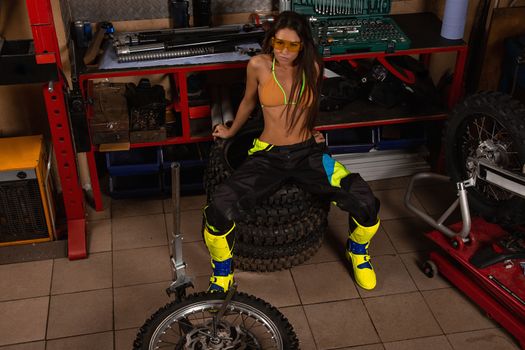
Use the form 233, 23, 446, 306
133, 291, 299, 349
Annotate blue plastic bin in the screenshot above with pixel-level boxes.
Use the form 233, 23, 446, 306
325, 127, 375, 154
105, 147, 161, 176
375, 124, 426, 150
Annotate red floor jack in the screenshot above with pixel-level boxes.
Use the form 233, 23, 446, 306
405, 159, 525, 348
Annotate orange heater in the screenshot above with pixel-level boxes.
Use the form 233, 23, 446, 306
0, 135, 56, 246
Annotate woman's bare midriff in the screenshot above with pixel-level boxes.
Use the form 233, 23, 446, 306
259, 106, 311, 145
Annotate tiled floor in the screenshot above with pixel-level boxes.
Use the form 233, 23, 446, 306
0, 176, 521, 350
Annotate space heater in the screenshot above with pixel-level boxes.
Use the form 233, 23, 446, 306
0, 135, 55, 246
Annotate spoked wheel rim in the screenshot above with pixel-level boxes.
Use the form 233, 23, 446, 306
148, 300, 284, 349
457, 112, 523, 203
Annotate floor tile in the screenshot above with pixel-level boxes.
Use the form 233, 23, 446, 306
47, 289, 112, 339
414, 184, 458, 216
369, 226, 396, 256
291, 261, 359, 304
446, 329, 521, 350
184, 241, 212, 277
87, 219, 112, 253
51, 252, 112, 294
163, 194, 206, 212
358, 254, 417, 298
328, 205, 348, 224
115, 328, 139, 350
280, 306, 317, 350
46, 331, 113, 350
113, 281, 171, 330
375, 188, 426, 220
364, 292, 442, 342
369, 176, 410, 191
164, 209, 204, 243
190, 275, 212, 293
304, 299, 379, 349
336, 345, 385, 350
85, 195, 111, 221
235, 270, 300, 308
0, 342, 45, 350
381, 218, 433, 253
112, 198, 163, 218
383, 335, 453, 350
112, 213, 167, 250
399, 252, 451, 291
0, 297, 48, 346
306, 234, 342, 265
422, 288, 498, 333
0, 260, 52, 301
113, 246, 171, 287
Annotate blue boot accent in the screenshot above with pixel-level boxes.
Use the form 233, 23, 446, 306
208, 258, 234, 292
346, 239, 376, 290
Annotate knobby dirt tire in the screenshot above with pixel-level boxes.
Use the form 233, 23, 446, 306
236, 205, 327, 246
445, 91, 525, 224
133, 291, 299, 349
235, 230, 325, 272
204, 123, 330, 247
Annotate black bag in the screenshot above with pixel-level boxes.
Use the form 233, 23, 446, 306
361, 56, 443, 112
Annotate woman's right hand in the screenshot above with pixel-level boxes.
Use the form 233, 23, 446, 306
212, 124, 235, 140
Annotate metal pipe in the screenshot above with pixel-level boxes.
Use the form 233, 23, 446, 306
404, 172, 472, 239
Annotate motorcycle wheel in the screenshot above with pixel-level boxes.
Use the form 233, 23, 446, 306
133, 292, 299, 350
445, 91, 525, 224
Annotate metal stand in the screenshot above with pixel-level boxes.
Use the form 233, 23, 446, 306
166, 162, 193, 300
405, 163, 525, 347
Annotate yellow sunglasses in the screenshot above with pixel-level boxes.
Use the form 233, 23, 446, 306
271, 37, 303, 52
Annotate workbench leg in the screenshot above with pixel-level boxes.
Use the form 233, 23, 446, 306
174, 72, 191, 141
448, 47, 468, 109
87, 149, 104, 211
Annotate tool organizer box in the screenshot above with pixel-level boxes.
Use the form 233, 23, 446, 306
292, 0, 411, 55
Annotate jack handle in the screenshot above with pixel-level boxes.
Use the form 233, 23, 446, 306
404, 172, 472, 239
166, 162, 193, 299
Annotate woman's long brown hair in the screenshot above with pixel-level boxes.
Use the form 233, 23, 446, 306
261, 11, 324, 134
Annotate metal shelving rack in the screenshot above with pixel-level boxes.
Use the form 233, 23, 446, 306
23, 0, 87, 259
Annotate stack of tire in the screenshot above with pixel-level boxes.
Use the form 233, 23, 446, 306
204, 122, 330, 272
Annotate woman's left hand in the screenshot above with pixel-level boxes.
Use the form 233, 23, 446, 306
212, 124, 235, 140
312, 130, 325, 144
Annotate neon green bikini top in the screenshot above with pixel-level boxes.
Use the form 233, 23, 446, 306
259, 57, 311, 108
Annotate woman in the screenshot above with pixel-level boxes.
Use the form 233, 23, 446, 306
204, 11, 380, 292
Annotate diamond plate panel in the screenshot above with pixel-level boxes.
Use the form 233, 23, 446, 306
67, 0, 273, 22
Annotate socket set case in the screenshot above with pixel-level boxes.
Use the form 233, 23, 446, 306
291, 0, 411, 55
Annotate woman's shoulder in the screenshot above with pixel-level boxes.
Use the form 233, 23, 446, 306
248, 54, 272, 70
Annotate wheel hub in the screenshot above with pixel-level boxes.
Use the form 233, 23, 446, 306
183, 321, 260, 349
475, 140, 510, 167
467, 139, 510, 178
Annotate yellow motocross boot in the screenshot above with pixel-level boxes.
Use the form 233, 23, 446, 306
346, 218, 380, 290
204, 224, 235, 292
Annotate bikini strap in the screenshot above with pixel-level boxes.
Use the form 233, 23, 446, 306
272, 57, 288, 105
271, 56, 306, 105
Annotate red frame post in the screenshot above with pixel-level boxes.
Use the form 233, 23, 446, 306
26, 0, 87, 259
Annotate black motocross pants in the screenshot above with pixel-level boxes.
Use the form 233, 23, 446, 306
204, 137, 380, 234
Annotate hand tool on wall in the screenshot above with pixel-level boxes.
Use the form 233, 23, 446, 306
83, 21, 114, 65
